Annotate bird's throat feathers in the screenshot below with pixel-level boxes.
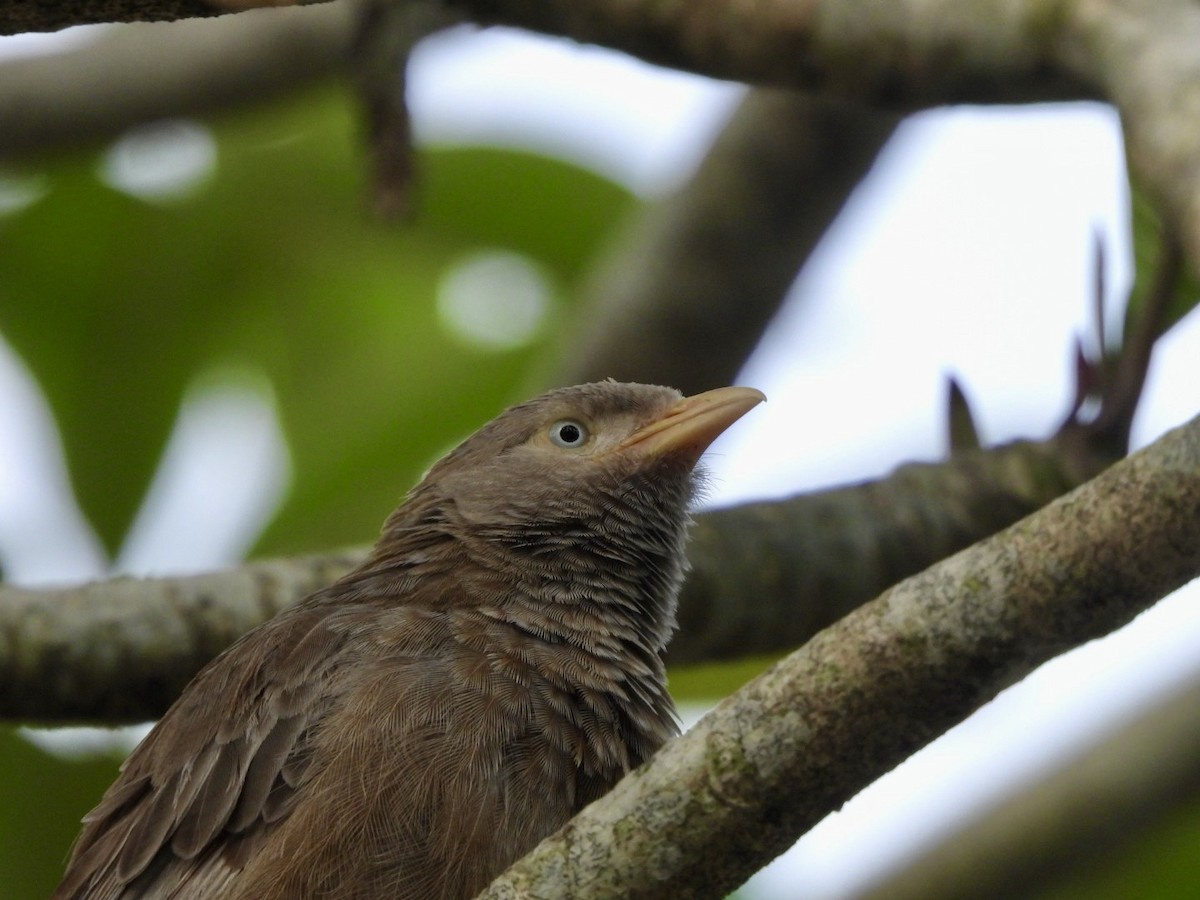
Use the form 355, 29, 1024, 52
351, 463, 698, 660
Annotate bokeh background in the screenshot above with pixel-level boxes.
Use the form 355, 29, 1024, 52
2, 17, 1200, 899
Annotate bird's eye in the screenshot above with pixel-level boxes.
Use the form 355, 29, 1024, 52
549, 420, 588, 448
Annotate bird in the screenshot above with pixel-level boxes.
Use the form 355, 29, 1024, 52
54, 380, 764, 900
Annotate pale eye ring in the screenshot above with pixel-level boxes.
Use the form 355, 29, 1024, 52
549, 419, 588, 448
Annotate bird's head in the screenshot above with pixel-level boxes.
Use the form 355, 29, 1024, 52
352, 381, 762, 657
360, 381, 763, 623
407, 381, 765, 534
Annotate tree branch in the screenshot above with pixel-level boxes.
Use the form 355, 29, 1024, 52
0, 0, 224, 35
12, 1, 1200, 289
9, 1, 1200, 287
351, 0, 464, 217
0, 553, 363, 722
2, 0, 1096, 110
673, 431, 1107, 666
1060, 0, 1200, 288
478, 410, 1200, 899
542, 90, 901, 395
0, 3, 355, 159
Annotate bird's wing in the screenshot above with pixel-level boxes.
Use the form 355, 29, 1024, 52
209, 617, 590, 900
53, 603, 355, 900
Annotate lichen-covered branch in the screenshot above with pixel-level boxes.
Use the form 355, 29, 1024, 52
543, 90, 901, 395
0, 553, 363, 722
478, 411, 1200, 899
672, 430, 1109, 665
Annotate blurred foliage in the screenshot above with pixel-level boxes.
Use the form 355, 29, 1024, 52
0, 728, 123, 898
668, 652, 780, 703
0, 85, 635, 557
1039, 790, 1200, 900
1126, 180, 1200, 341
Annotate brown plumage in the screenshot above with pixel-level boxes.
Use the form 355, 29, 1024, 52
54, 381, 764, 899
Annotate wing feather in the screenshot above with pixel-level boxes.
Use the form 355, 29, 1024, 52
54, 604, 351, 899
170, 738, 244, 859
227, 714, 306, 833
